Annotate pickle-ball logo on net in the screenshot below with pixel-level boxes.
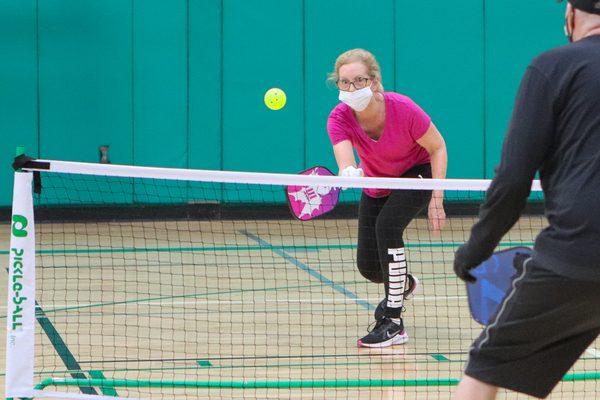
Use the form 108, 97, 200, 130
12, 215, 28, 237
11, 214, 28, 331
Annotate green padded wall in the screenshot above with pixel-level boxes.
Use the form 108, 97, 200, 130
0, 1, 568, 206
37, 0, 133, 164
222, 0, 304, 174
0, 1, 38, 205
36, 0, 134, 205
304, 0, 395, 172
133, 0, 187, 169
189, 0, 221, 171
132, 0, 188, 203
396, 0, 485, 179
485, 0, 566, 177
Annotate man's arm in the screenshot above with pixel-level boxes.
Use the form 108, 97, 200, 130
456, 66, 558, 274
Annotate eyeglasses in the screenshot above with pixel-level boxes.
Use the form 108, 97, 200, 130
336, 76, 371, 91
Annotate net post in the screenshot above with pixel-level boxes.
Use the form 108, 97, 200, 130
5, 164, 36, 399
14, 146, 25, 172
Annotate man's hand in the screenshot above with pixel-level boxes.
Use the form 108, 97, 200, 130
454, 245, 477, 283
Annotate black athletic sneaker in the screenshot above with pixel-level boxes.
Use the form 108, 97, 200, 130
374, 273, 420, 321
358, 317, 408, 348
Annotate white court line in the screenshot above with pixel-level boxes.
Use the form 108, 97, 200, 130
35, 391, 147, 400
586, 347, 600, 358
31, 295, 467, 310
415, 296, 467, 301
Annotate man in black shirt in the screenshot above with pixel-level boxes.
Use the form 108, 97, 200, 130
453, 1, 600, 398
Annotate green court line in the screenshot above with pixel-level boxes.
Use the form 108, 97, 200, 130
28, 358, 465, 378
242, 230, 374, 311
16, 355, 600, 378
35, 371, 600, 391
0, 245, 319, 256
0, 241, 535, 256
431, 354, 450, 362
186, 359, 465, 371
197, 360, 213, 368
34, 371, 600, 390
35, 377, 461, 390
419, 275, 462, 281
34, 303, 98, 396
24, 260, 468, 271
0, 275, 457, 320
26, 282, 332, 316
41, 245, 321, 255
88, 370, 118, 396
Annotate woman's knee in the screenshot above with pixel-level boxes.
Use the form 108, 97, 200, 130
375, 217, 408, 240
356, 259, 384, 283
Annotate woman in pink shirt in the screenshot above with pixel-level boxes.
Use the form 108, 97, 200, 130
327, 49, 448, 348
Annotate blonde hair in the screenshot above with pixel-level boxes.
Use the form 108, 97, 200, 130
328, 48, 384, 92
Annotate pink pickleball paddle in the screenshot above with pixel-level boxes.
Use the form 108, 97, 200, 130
286, 166, 340, 221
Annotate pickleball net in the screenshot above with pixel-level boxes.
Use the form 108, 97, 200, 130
5, 157, 598, 399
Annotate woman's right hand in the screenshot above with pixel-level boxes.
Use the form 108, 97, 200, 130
340, 165, 364, 177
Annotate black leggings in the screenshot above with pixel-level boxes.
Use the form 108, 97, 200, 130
357, 164, 432, 318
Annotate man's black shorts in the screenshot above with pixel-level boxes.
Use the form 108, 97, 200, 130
465, 257, 600, 398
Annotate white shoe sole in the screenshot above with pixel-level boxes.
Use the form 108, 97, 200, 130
404, 274, 420, 301
357, 331, 409, 348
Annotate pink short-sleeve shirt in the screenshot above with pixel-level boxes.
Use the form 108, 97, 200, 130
327, 92, 432, 198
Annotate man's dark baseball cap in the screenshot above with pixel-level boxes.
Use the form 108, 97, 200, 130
563, 0, 600, 14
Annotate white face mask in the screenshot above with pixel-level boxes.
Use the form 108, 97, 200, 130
339, 86, 373, 112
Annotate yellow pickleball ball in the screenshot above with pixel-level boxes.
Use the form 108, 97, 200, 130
264, 88, 287, 111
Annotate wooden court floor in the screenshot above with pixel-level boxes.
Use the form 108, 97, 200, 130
0, 217, 598, 399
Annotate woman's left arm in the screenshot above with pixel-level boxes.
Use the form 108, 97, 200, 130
416, 123, 448, 234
